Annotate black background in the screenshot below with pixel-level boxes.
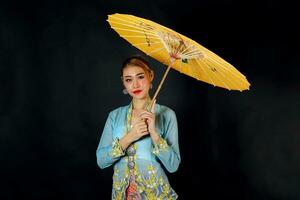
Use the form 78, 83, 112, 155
1, 0, 299, 199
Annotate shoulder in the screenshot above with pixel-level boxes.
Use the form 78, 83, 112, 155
156, 104, 177, 118
108, 104, 129, 118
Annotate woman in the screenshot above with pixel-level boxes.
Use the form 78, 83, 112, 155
96, 55, 181, 199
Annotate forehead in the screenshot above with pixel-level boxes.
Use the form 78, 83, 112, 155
123, 65, 146, 76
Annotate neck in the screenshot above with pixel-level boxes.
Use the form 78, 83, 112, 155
132, 96, 151, 110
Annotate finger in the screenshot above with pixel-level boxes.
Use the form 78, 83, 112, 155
133, 118, 146, 126
136, 123, 147, 129
139, 111, 153, 119
136, 126, 148, 133
138, 123, 148, 129
139, 127, 148, 133
134, 115, 147, 123
140, 115, 153, 122
132, 117, 142, 125
141, 131, 149, 136
137, 120, 147, 125
138, 111, 150, 118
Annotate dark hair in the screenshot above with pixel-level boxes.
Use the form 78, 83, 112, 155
121, 55, 152, 76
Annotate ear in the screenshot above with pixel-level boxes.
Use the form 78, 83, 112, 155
121, 76, 128, 89
150, 70, 154, 81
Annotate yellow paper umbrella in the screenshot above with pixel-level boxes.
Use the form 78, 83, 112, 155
107, 13, 250, 106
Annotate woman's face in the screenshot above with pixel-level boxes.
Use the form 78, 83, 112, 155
122, 64, 152, 99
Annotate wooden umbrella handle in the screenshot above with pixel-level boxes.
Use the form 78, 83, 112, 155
149, 59, 176, 111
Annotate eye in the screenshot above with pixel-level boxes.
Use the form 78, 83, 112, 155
125, 79, 132, 83
138, 75, 145, 79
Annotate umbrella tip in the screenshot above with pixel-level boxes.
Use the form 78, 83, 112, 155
107, 13, 116, 18
239, 87, 250, 92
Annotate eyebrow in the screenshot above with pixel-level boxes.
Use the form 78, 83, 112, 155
124, 72, 145, 78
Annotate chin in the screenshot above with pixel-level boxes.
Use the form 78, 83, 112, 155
136, 95, 147, 99
133, 93, 148, 99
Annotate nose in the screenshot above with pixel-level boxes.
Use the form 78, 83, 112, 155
132, 78, 139, 88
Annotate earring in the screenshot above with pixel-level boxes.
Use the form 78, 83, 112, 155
122, 89, 128, 94
150, 84, 153, 89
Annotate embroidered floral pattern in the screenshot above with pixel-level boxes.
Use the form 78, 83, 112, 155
152, 137, 169, 155
112, 164, 177, 200
111, 138, 125, 158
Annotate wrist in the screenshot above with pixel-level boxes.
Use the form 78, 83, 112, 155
151, 131, 160, 144
127, 130, 136, 143
119, 133, 133, 150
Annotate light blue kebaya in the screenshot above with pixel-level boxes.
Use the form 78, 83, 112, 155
96, 102, 181, 199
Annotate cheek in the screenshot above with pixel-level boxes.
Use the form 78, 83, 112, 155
123, 81, 131, 89
140, 79, 150, 87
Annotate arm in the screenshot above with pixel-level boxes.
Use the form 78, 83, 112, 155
96, 112, 125, 169
152, 109, 181, 173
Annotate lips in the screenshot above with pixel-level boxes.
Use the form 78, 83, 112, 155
133, 89, 142, 94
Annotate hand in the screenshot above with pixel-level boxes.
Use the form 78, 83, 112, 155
128, 116, 149, 142
139, 100, 160, 143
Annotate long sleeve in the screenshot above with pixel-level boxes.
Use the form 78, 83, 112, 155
96, 112, 125, 169
152, 109, 181, 173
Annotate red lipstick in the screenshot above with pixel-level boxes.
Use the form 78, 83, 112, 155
133, 90, 142, 94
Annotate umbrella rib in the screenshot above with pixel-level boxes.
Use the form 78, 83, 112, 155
204, 53, 250, 89
192, 44, 241, 74
109, 15, 154, 27
116, 14, 152, 25
198, 59, 224, 88
183, 49, 202, 56
173, 34, 182, 54
198, 59, 232, 90
108, 20, 158, 35
205, 52, 249, 85
201, 48, 248, 81
118, 35, 160, 40
216, 64, 248, 90
168, 33, 176, 54
208, 55, 249, 85
179, 47, 204, 60
205, 51, 237, 71
181, 54, 200, 60
132, 41, 162, 46
119, 14, 174, 36
182, 51, 202, 59
178, 44, 196, 56
110, 15, 161, 34
177, 59, 183, 73
187, 59, 203, 79
183, 43, 211, 56
157, 34, 172, 54
110, 27, 159, 37
194, 59, 216, 86
203, 50, 242, 74
205, 58, 241, 90
143, 46, 166, 56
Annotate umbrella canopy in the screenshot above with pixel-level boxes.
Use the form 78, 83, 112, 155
107, 13, 250, 105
